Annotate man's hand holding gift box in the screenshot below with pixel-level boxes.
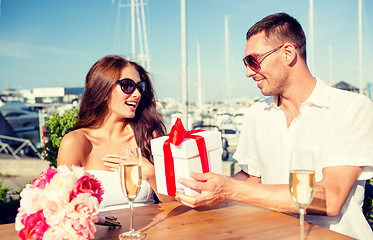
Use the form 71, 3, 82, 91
151, 118, 223, 196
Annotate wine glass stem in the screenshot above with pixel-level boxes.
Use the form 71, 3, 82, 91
129, 200, 134, 231
299, 208, 305, 240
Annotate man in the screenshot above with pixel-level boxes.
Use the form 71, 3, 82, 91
175, 13, 373, 239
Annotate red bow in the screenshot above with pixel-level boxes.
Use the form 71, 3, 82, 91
163, 118, 209, 196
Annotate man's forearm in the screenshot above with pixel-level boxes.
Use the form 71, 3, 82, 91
228, 174, 327, 216
307, 185, 327, 215
232, 170, 261, 183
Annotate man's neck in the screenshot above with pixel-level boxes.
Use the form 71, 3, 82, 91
277, 72, 316, 127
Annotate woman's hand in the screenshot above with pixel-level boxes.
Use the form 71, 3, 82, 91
103, 154, 175, 202
102, 154, 155, 182
141, 157, 175, 203
102, 154, 121, 172
141, 157, 156, 183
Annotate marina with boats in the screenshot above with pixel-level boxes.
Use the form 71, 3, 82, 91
0, 88, 249, 161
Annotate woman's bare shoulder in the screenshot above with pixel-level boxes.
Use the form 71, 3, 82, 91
57, 129, 92, 166
61, 129, 90, 145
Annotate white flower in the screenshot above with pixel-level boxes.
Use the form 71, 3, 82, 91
19, 185, 46, 214
46, 170, 75, 198
43, 225, 78, 240
14, 211, 26, 231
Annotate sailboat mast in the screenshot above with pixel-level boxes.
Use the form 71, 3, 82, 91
140, 0, 150, 70
329, 45, 333, 86
358, 0, 363, 94
135, 0, 145, 67
131, 0, 136, 60
224, 15, 231, 101
114, 0, 150, 70
197, 40, 202, 110
309, 0, 314, 73
181, 0, 188, 127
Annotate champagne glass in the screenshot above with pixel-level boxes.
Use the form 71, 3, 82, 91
289, 150, 315, 240
119, 147, 145, 240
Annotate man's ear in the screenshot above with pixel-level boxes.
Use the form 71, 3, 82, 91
284, 44, 297, 67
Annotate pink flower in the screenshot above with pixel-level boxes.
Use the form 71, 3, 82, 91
64, 218, 96, 240
70, 175, 104, 203
19, 210, 50, 240
66, 193, 99, 220
43, 226, 71, 240
31, 168, 57, 190
15, 166, 103, 240
43, 197, 67, 226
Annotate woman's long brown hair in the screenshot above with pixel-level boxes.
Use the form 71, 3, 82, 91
74, 55, 166, 161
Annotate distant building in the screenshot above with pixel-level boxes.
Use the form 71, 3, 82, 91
334, 81, 359, 93
0, 87, 84, 107
32, 87, 84, 104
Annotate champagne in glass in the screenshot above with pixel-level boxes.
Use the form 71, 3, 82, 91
119, 147, 145, 240
121, 162, 142, 201
289, 150, 315, 240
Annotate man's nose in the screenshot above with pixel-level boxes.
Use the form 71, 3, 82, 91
246, 66, 257, 78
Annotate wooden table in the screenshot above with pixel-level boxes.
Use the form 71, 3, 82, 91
0, 201, 353, 240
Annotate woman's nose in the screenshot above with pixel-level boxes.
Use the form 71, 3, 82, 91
132, 88, 142, 98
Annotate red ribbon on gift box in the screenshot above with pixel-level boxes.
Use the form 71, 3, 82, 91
163, 118, 210, 196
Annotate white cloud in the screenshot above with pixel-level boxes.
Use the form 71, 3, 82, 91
0, 39, 83, 59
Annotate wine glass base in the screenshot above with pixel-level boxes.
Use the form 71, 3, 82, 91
119, 230, 146, 240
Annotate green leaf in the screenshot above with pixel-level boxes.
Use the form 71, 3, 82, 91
39, 108, 78, 167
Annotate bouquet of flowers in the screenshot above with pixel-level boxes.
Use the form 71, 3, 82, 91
15, 165, 105, 240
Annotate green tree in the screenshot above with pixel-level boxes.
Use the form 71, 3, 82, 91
0, 181, 20, 224
363, 178, 373, 229
40, 108, 78, 167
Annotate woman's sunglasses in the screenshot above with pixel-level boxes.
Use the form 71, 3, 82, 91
243, 44, 296, 72
116, 78, 146, 95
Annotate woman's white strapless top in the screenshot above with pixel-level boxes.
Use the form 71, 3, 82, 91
86, 170, 155, 212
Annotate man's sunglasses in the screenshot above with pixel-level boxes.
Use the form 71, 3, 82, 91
243, 44, 296, 72
116, 78, 146, 95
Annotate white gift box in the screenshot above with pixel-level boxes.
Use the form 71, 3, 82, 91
151, 131, 223, 196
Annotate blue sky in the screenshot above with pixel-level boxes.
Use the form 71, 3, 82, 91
0, 0, 372, 102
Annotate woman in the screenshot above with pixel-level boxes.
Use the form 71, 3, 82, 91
57, 55, 173, 211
